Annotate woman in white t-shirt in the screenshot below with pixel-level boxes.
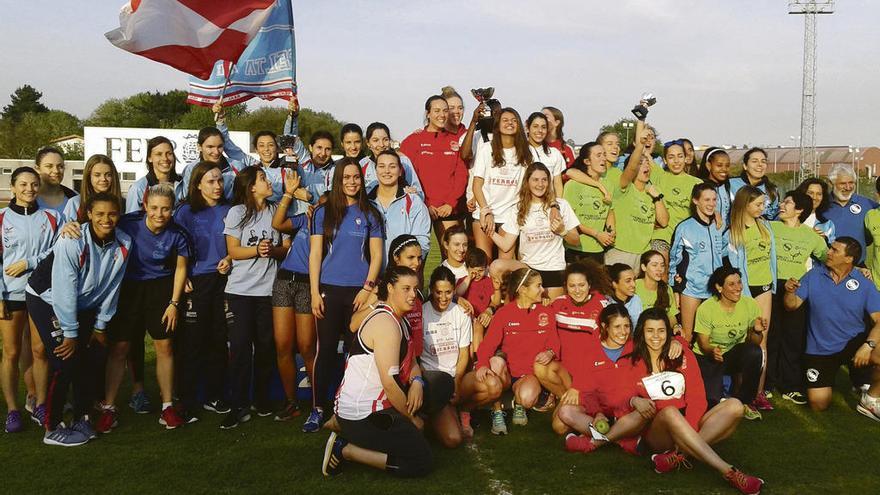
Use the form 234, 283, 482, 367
525, 112, 565, 197
491, 163, 581, 298
440, 224, 470, 295
421, 266, 473, 446
471, 108, 532, 260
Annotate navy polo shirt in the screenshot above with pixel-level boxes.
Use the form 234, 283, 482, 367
825, 194, 878, 262
310, 204, 384, 287
797, 265, 880, 355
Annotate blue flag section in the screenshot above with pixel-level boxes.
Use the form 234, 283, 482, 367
187, 0, 296, 107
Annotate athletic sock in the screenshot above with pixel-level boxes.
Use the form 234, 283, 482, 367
162, 402, 172, 410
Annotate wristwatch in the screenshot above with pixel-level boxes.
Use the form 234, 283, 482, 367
867, 340, 877, 349
651, 193, 664, 203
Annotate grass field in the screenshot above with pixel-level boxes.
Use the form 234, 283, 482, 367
4, 233, 880, 494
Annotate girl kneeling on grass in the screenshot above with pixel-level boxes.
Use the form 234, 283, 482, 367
628, 308, 762, 495
473, 268, 559, 435
322, 266, 432, 478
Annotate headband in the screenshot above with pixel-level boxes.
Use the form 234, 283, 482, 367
704, 148, 725, 162
392, 237, 420, 257
515, 268, 532, 294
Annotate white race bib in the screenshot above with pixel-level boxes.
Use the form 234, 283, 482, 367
642, 371, 685, 401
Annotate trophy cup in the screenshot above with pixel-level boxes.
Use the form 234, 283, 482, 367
279, 134, 299, 167
631, 92, 657, 121
471, 87, 495, 118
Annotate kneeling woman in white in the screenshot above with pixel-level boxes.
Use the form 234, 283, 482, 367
420, 266, 473, 447
491, 162, 580, 298
322, 266, 432, 478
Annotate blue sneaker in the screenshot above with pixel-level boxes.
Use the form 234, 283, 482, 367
43, 428, 89, 447
302, 407, 323, 433
71, 417, 97, 440
30, 404, 47, 427
129, 391, 152, 414
5, 410, 24, 433
321, 431, 348, 477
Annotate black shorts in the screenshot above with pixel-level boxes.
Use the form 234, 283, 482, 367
3, 300, 27, 312
107, 277, 174, 342
803, 334, 867, 389
749, 284, 772, 298
536, 269, 564, 288
272, 270, 311, 313
421, 370, 454, 415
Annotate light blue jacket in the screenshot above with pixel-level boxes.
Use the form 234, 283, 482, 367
368, 185, 431, 266
669, 216, 729, 299
26, 224, 132, 337
126, 173, 185, 213
0, 203, 59, 301
728, 174, 780, 221
359, 154, 424, 202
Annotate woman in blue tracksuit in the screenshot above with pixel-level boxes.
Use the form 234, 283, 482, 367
669, 182, 729, 342
0, 167, 60, 433
270, 171, 323, 422
728, 147, 779, 221
174, 161, 233, 417
699, 147, 733, 226
100, 183, 190, 432
26, 192, 130, 446
360, 122, 424, 201
367, 150, 431, 266
126, 136, 185, 213
62, 154, 123, 224
306, 157, 384, 432
34, 147, 78, 216
222, 167, 287, 429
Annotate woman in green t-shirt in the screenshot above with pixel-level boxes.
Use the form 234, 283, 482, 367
605, 121, 668, 272
562, 142, 618, 265
729, 185, 777, 410
693, 266, 765, 418
636, 250, 679, 329
649, 141, 702, 260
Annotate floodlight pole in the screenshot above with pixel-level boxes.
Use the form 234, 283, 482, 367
789, 1, 834, 183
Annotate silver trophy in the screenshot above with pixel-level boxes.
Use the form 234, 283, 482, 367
631, 92, 657, 121
471, 87, 495, 118
279, 134, 299, 167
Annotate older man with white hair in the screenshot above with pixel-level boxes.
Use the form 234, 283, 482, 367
824, 163, 878, 263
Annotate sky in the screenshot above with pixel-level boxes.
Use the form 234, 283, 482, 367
1, 0, 878, 148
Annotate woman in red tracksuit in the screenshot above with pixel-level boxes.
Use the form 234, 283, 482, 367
626, 308, 763, 495
555, 304, 652, 454
474, 268, 558, 435
400, 95, 469, 250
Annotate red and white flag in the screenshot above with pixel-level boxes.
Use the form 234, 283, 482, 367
106, 0, 276, 79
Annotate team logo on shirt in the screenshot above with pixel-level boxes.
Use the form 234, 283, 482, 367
699, 241, 706, 250
592, 200, 602, 210
640, 204, 650, 215
538, 313, 550, 327
672, 187, 681, 196
450, 141, 460, 151
846, 279, 860, 291
850, 204, 862, 214
806, 368, 819, 382
355, 217, 362, 225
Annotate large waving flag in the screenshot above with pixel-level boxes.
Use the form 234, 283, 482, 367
106, 0, 276, 79
187, 0, 296, 107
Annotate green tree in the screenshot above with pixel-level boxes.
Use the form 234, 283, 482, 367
2, 85, 49, 122
0, 110, 82, 159
86, 89, 197, 128
226, 107, 345, 154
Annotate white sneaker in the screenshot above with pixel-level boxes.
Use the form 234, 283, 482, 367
856, 392, 880, 422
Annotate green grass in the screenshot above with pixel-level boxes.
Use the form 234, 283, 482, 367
4, 233, 880, 494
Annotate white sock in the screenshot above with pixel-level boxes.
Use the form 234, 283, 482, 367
162, 402, 172, 410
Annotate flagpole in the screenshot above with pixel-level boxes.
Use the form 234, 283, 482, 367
214, 67, 233, 123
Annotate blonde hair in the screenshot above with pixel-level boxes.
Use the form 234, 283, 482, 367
441, 85, 462, 101
730, 185, 769, 247
516, 163, 556, 227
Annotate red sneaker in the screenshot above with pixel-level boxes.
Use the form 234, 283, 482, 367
724, 467, 764, 495
95, 408, 118, 434
617, 436, 641, 456
651, 450, 692, 473
564, 433, 598, 453
752, 392, 774, 411
159, 406, 184, 430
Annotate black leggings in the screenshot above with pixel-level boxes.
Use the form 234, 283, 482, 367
697, 342, 763, 407
313, 284, 359, 412
27, 295, 105, 430
768, 282, 806, 393
177, 273, 230, 409
338, 410, 433, 478
226, 294, 275, 410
